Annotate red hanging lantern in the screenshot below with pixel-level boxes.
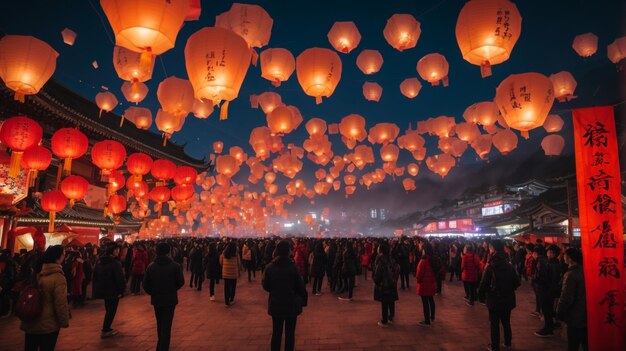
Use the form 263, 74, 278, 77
61, 175, 89, 207
91, 140, 126, 175
126, 177, 148, 198
126, 152, 153, 180
22, 145, 51, 187
151, 159, 176, 185
107, 194, 127, 215
41, 190, 67, 232
0, 116, 43, 177
51, 128, 88, 175
149, 185, 171, 216
173, 166, 197, 185
108, 169, 126, 193
171, 184, 194, 202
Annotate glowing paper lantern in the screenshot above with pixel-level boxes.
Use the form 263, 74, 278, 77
41, 190, 67, 232
492, 128, 518, 155
260, 48, 295, 87
426, 153, 455, 178
549, 71, 577, 102
379, 144, 399, 162
112, 46, 155, 84
426, 116, 456, 138
216, 155, 240, 178
213, 141, 224, 154
383, 14, 421, 51
407, 163, 419, 177
397, 131, 425, 152
192, 99, 214, 119
0, 116, 43, 177
0, 35, 58, 101
264, 172, 276, 184
61, 28, 77, 46
121, 81, 148, 104
327, 21, 361, 54
339, 114, 367, 146
151, 159, 176, 184
51, 128, 88, 175
296, 48, 342, 104
107, 194, 127, 215
61, 175, 89, 207
126, 153, 153, 181
107, 170, 125, 193
368, 123, 399, 145
250, 92, 282, 114
356, 50, 383, 74
22, 145, 51, 187
305, 118, 327, 137
267, 105, 301, 135
471, 134, 492, 159
155, 109, 184, 144
215, 3, 273, 50
455, 122, 481, 143
362, 82, 382, 102
91, 140, 126, 175
185, 27, 252, 120
95, 91, 118, 118
399, 78, 422, 99
463, 101, 499, 126
417, 53, 449, 86
402, 178, 416, 192
572, 33, 598, 58
543, 114, 564, 133
541, 134, 565, 156
157, 76, 194, 117
455, 0, 522, 77
174, 166, 197, 185
495, 72, 555, 137
606, 37, 626, 64
124, 106, 152, 130
171, 184, 194, 202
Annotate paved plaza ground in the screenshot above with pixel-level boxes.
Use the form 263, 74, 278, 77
0, 270, 566, 351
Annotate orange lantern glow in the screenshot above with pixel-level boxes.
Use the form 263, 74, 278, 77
107, 194, 127, 215
383, 14, 421, 52
543, 114, 564, 133
426, 116, 456, 138
107, 169, 125, 194
356, 50, 383, 74
91, 140, 126, 176
112, 46, 155, 84
260, 48, 295, 87
149, 186, 171, 204
95, 91, 118, 118
151, 159, 176, 184
327, 21, 361, 54
264, 172, 276, 184
397, 130, 425, 152
368, 123, 399, 145
157, 76, 194, 117
492, 128, 518, 155
339, 114, 367, 143
362, 82, 382, 102
0, 116, 43, 177
471, 134, 493, 159
417, 53, 449, 86
174, 166, 197, 185
455, 0, 522, 77
22, 145, 51, 187
124, 106, 153, 130
541, 134, 565, 156
121, 81, 148, 104
171, 184, 195, 202
61, 28, 77, 46
463, 101, 499, 126
572, 33, 598, 58
213, 141, 224, 154
407, 163, 419, 177
126, 153, 153, 181
455, 122, 481, 143
399, 78, 422, 99
51, 128, 88, 175
61, 175, 89, 207
216, 155, 240, 178
426, 153, 455, 178
185, 27, 251, 120
549, 71, 577, 102
250, 92, 282, 114
155, 109, 184, 144
267, 105, 300, 135
0, 35, 58, 102
41, 190, 67, 232
191, 98, 214, 119
495, 72, 555, 137
402, 178, 416, 192
296, 48, 342, 104
379, 144, 399, 162
215, 3, 273, 51
305, 118, 327, 137
606, 36, 626, 64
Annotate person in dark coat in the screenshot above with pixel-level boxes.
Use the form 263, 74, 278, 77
143, 242, 185, 351
532, 245, 559, 337
416, 242, 438, 327
204, 242, 221, 301
478, 240, 520, 351
556, 248, 587, 351
326, 242, 337, 292
373, 243, 399, 327
189, 243, 205, 291
394, 240, 411, 290
309, 242, 327, 295
262, 240, 306, 351
339, 244, 357, 301
92, 243, 126, 338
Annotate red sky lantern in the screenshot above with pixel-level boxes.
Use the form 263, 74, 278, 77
173, 166, 198, 185
91, 140, 126, 175
0, 116, 43, 177
171, 184, 194, 202
151, 159, 176, 185
41, 190, 67, 232
51, 128, 88, 175
61, 175, 89, 207
107, 194, 127, 215
126, 152, 153, 181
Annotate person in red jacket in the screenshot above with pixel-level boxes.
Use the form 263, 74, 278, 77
416, 242, 438, 327
461, 245, 481, 305
130, 244, 149, 295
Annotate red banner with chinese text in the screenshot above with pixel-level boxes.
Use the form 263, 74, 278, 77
573, 106, 625, 351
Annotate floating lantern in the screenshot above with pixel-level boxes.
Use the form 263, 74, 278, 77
471, 134, 493, 159
417, 53, 449, 86
305, 118, 327, 137
267, 105, 301, 135
157, 76, 194, 117
112, 45, 155, 86
492, 128, 518, 155
402, 178, 416, 192
543, 114, 564, 133
399, 78, 422, 98
51, 128, 88, 175
95, 91, 118, 118
216, 155, 240, 178
572, 33, 598, 58
463, 101, 500, 126
192, 99, 214, 119
215, 3, 273, 57
368, 123, 399, 145
250, 92, 282, 114
541, 134, 565, 156
549, 71, 577, 102
0, 116, 43, 177
327, 21, 361, 54
296, 48, 342, 104
426, 153, 455, 178
606, 36, 626, 64
213, 141, 224, 154
124, 106, 152, 130
383, 14, 421, 51
455, 122, 481, 143
407, 163, 419, 177
379, 144, 399, 162
155, 109, 184, 145
339, 114, 367, 145
260, 48, 295, 87
121, 81, 148, 104
356, 50, 383, 74
362, 82, 382, 102
61, 28, 77, 46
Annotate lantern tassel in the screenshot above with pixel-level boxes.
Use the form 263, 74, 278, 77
99, 108, 103, 118
120, 115, 125, 128
69, 199, 75, 208
442, 76, 449, 87
521, 131, 530, 139
8, 151, 24, 178
104, 205, 108, 218
480, 61, 492, 78
27, 170, 37, 188
14, 92, 25, 103
315, 96, 322, 105
131, 79, 139, 96
251, 49, 259, 66
271, 79, 281, 87
220, 101, 230, 120
48, 211, 56, 233
163, 135, 168, 147
63, 158, 72, 175
140, 47, 153, 74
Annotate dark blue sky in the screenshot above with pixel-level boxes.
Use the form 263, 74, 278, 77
1, 0, 624, 217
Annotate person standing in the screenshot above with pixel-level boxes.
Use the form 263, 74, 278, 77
416, 243, 438, 327
189, 243, 205, 291
478, 240, 520, 351
373, 243, 399, 327
532, 246, 556, 337
92, 243, 126, 338
20, 245, 70, 351
338, 243, 357, 301
143, 242, 184, 351
242, 240, 254, 283
556, 248, 587, 351
220, 242, 240, 307
130, 244, 148, 295
262, 240, 306, 351
310, 242, 327, 296
461, 245, 481, 305
205, 242, 221, 301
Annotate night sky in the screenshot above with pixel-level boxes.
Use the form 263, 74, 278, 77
1, 0, 625, 218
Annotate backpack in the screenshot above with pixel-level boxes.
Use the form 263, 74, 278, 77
15, 283, 42, 322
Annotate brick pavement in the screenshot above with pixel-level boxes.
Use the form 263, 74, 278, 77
0, 270, 566, 351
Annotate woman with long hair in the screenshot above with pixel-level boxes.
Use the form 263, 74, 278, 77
220, 242, 240, 307
416, 243, 438, 327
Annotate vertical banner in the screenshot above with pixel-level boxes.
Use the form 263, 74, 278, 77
572, 106, 625, 351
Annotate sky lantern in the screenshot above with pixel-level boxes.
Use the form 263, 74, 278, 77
264, 172, 276, 184
339, 114, 367, 146
397, 130, 425, 152
213, 141, 224, 154
192, 99, 214, 119
426, 116, 456, 138
215, 3, 273, 61
185, 27, 251, 120
155, 109, 184, 145
174, 166, 197, 185
455, 0, 522, 78
249, 127, 272, 160
22, 145, 51, 187
383, 14, 421, 51
126, 152, 153, 181
356, 50, 383, 74
572, 33, 598, 57
100, 0, 188, 64
471, 134, 492, 159
0, 116, 43, 177
151, 159, 176, 185
455, 122, 481, 143
368, 123, 399, 145
121, 81, 148, 104
91, 140, 126, 176
41, 190, 67, 233
95, 91, 118, 118
379, 144, 399, 162
51, 128, 88, 175
112, 46, 155, 85
216, 155, 240, 178
250, 92, 282, 114
61, 175, 89, 207
107, 194, 127, 215
344, 185, 355, 197
267, 105, 300, 135
407, 163, 419, 177
157, 76, 194, 118
492, 128, 518, 155
541, 134, 565, 156
495, 72, 555, 138
463, 101, 499, 126
402, 178, 416, 192
296, 48, 342, 104
0, 35, 58, 102
149, 186, 171, 214
417, 53, 449, 86
399, 78, 422, 99
426, 153, 455, 178
260, 48, 295, 87
362, 82, 382, 102
543, 114, 564, 133
327, 21, 361, 54
344, 174, 357, 186
305, 118, 327, 137
606, 36, 626, 64
124, 106, 152, 130
549, 71, 577, 102
61, 28, 77, 46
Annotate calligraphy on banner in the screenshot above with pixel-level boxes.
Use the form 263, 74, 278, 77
572, 106, 625, 351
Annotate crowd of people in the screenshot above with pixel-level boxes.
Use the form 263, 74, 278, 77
0, 236, 588, 351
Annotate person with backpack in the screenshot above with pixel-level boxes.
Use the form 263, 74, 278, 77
20, 245, 70, 351
92, 243, 126, 338
373, 242, 399, 328
556, 248, 587, 351
478, 240, 521, 351
461, 245, 481, 305
416, 243, 438, 327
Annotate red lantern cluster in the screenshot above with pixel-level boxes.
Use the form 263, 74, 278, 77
91, 140, 126, 175
51, 128, 88, 175
61, 175, 89, 207
41, 190, 67, 232
151, 159, 176, 184
0, 116, 43, 177
126, 153, 153, 181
